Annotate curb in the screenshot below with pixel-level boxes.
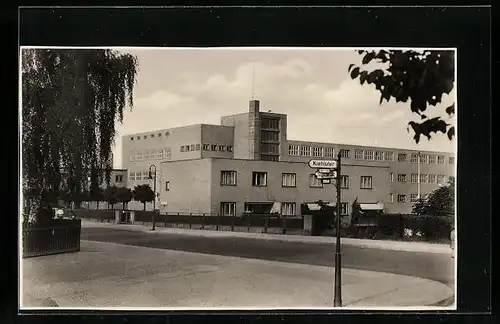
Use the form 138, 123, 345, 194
81, 220, 452, 255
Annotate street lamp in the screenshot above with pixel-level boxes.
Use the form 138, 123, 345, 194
148, 164, 157, 231
334, 152, 342, 307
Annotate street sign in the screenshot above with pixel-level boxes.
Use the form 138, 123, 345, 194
322, 179, 331, 184
314, 170, 337, 179
309, 159, 338, 169
318, 168, 332, 173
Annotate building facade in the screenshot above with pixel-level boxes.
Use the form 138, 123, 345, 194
122, 99, 456, 214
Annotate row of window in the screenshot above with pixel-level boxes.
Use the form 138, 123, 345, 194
198, 144, 234, 153
389, 173, 454, 184
288, 145, 350, 158
220, 202, 349, 217
390, 193, 431, 203
288, 145, 455, 165
130, 148, 172, 162
130, 131, 170, 141
220, 171, 372, 189
129, 171, 155, 181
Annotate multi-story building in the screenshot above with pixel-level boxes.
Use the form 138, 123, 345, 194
121, 99, 456, 216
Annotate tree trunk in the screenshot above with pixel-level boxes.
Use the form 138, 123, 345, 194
143, 202, 146, 211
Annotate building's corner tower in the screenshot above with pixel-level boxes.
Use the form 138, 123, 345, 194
248, 99, 261, 160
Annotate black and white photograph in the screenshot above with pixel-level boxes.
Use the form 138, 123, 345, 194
20, 46, 457, 311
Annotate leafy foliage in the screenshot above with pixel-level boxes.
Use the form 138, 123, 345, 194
22, 49, 138, 223
412, 179, 455, 217
116, 187, 133, 210
132, 184, 155, 211
349, 50, 455, 143
103, 186, 119, 209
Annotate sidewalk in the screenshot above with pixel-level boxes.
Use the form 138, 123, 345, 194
82, 220, 452, 255
22, 240, 454, 310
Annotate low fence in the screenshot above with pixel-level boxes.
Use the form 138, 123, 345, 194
22, 219, 82, 258
70, 209, 115, 223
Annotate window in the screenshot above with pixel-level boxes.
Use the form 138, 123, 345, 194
261, 118, 279, 129
252, 172, 267, 186
195, 144, 201, 151
281, 203, 296, 216
211, 144, 217, 151
203, 144, 210, 151
289, 145, 300, 156
262, 155, 279, 161
144, 135, 147, 139
262, 143, 279, 154
143, 150, 150, 160
135, 151, 142, 160
428, 155, 437, 164
135, 172, 142, 181
340, 149, 350, 158
384, 151, 394, 161
136, 136, 140, 140
156, 148, 164, 159
340, 175, 349, 188
220, 171, 237, 186
186, 145, 191, 152
129, 172, 135, 181
410, 153, 419, 163
324, 147, 335, 158
360, 176, 373, 189
398, 153, 407, 162
227, 145, 233, 152
300, 146, 311, 156
164, 147, 171, 159
309, 174, 323, 188
449, 157, 455, 164
397, 194, 407, 203
115, 175, 123, 183
438, 156, 445, 164
190, 144, 196, 151
428, 174, 436, 184
449, 176, 456, 184
158, 133, 162, 137
150, 149, 156, 159
150, 134, 154, 138
143, 171, 149, 180
282, 173, 297, 187
419, 154, 429, 164
340, 203, 349, 216
375, 151, 384, 161
129, 154, 135, 162
364, 150, 374, 160
221, 202, 236, 216
355, 149, 363, 160
130, 137, 134, 141
218, 145, 225, 152
165, 181, 170, 191
165, 131, 170, 136
390, 193, 395, 203
437, 174, 445, 184
410, 193, 419, 202
313, 147, 323, 157
411, 173, 418, 183
389, 173, 394, 183
398, 174, 407, 183
181, 146, 186, 152
420, 174, 428, 184
262, 131, 279, 142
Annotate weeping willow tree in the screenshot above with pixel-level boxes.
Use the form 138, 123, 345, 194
22, 49, 138, 224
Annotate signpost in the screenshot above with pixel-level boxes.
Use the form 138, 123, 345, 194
309, 155, 343, 307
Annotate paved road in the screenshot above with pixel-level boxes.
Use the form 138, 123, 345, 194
81, 227, 455, 286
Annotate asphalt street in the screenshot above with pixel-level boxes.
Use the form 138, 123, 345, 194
81, 227, 455, 287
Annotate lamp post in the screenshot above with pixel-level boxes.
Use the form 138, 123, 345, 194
334, 152, 342, 307
148, 164, 157, 231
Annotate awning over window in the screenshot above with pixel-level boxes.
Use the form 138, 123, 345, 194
306, 202, 335, 211
270, 202, 281, 213
359, 203, 384, 211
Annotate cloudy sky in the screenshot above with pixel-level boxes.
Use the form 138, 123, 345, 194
112, 48, 456, 168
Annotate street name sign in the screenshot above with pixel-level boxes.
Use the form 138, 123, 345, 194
314, 170, 338, 179
309, 159, 338, 169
